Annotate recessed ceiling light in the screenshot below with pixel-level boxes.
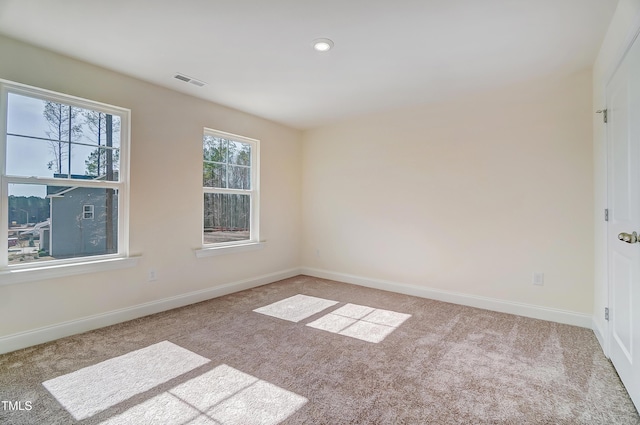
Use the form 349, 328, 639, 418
312, 38, 334, 52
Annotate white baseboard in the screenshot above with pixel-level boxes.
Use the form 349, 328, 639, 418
592, 318, 608, 357
0, 268, 301, 355
1, 266, 596, 355
301, 267, 593, 329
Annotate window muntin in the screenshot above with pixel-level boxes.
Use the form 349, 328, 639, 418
1, 81, 129, 269
6, 92, 121, 181
202, 129, 258, 247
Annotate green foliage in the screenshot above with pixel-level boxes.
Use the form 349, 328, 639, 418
85, 148, 120, 177
203, 137, 251, 189
203, 135, 227, 162
42, 103, 120, 178
203, 193, 250, 231
8, 196, 50, 225
83, 111, 120, 178
202, 136, 253, 233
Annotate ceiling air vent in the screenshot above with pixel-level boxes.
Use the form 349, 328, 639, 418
174, 74, 191, 82
173, 73, 207, 87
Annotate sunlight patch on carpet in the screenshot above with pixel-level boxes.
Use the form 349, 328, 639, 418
42, 341, 210, 420
307, 303, 411, 343
253, 294, 338, 322
99, 364, 308, 425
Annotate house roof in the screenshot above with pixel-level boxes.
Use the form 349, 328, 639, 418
0, 0, 619, 129
19, 219, 50, 236
47, 174, 95, 197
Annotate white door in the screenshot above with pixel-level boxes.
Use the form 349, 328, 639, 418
607, 30, 640, 412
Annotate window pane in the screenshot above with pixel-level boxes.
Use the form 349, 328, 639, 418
203, 193, 250, 244
203, 162, 226, 188
203, 136, 226, 162
6, 135, 69, 178
72, 144, 120, 181
8, 93, 121, 148
7, 184, 118, 265
7, 92, 121, 181
6, 137, 119, 181
80, 111, 121, 148
228, 165, 250, 189
228, 140, 251, 166
7, 93, 51, 139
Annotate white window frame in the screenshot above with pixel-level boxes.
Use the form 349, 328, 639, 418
82, 205, 95, 220
197, 128, 261, 257
0, 79, 136, 284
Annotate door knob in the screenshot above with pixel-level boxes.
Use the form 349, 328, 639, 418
618, 231, 639, 244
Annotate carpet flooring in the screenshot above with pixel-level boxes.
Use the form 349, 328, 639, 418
0, 275, 639, 424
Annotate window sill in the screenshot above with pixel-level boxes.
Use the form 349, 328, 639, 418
195, 241, 266, 258
0, 256, 140, 286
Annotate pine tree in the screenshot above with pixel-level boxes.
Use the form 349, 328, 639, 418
43, 101, 82, 174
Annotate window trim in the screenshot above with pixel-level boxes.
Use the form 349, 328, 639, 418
195, 241, 266, 258
0, 256, 140, 286
0, 79, 132, 275
201, 128, 260, 252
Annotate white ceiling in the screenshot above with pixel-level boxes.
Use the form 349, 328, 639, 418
0, 0, 618, 129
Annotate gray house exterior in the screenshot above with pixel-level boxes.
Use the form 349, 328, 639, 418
48, 177, 118, 258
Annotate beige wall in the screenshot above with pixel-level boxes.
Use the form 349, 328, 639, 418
1, 5, 631, 344
0, 35, 302, 337
302, 69, 594, 314
592, 0, 640, 344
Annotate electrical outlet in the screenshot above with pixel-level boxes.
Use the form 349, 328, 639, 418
148, 268, 157, 282
315, 248, 320, 258
533, 272, 544, 286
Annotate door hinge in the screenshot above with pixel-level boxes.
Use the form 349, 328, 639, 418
597, 109, 608, 123
605, 307, 610, 321
605, 209, 609, 221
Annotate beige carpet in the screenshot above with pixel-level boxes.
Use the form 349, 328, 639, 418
0, 275, 638, 424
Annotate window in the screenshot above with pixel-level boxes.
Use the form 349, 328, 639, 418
202, 128, 259, 248
83, 205, 95, 220
1, 80, 130, 271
